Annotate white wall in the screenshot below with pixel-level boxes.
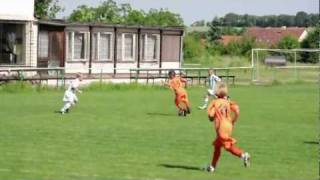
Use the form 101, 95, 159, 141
0, 0, 35, 21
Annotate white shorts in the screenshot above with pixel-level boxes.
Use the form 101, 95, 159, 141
207, 89, 215, 96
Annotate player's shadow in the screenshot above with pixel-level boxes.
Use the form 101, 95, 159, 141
158, 164, 202, 172
146, 112, 176, 117
53, 110, 62, 114
303, 141, 318, 145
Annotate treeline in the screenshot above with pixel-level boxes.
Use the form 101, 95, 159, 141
192, 12, 319, 27
184, 28, 320, 63
68, 0, 184, 26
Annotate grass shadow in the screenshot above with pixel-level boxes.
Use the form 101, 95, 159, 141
158, 164, 203, 172
303, 141, 318, 145
146, 112, 176, 117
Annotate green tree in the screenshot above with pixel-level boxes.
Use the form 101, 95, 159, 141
301, 28, 320, 63
207, 20, 222, 44
35, 0, 63, 19
183, 34, 206, 61
125, 10, 146, 25
277, 36, 300, 49
68, 5, 96, 22
295, 11, 309, 27
144, 8, 184, 26
68, 1, 183, 26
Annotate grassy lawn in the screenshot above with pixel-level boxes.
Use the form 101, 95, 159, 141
184, 55, 319, 84
0, 84, 318, 180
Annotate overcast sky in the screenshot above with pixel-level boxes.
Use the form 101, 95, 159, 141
57, 0, 319, 25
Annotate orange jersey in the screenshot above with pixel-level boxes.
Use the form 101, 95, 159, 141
207, 99, 239, 140
168, 76, 186, 94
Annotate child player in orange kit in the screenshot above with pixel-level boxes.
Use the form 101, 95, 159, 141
206, 82, 250, 172
164, 70, 191, 116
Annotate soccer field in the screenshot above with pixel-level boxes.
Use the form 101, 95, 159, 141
0, 84, 318, 180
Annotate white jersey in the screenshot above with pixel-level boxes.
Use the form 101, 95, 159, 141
208, 74, 221, 90
63, 89, 78, 103
68, 78, 80, 90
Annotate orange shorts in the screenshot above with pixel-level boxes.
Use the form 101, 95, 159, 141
213, 136, 237, 149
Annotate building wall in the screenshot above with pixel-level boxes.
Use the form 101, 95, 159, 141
0, 0, 34, 21
24, 21, 38, 67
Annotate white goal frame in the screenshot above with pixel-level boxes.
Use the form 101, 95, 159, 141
251, 48, 320, 81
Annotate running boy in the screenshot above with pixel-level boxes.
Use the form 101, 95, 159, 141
198, 69, 221, 110
206, 82, 250, 172
60, 87, 78, 114
164, 70, 191, 116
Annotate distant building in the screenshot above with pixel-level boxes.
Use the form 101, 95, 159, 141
218, 35, 242, 46
245, 27, 308, 46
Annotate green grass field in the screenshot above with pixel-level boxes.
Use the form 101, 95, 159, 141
0, 84, 318, 180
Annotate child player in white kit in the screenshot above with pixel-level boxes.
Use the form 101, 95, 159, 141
198, 69, 221, 110
60, 87, 78, 114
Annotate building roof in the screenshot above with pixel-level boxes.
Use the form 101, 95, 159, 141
245, 27, 306, 46
38, 19, 184, 32
219, 35, 242, 46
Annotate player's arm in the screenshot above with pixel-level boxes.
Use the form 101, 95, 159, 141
230, 101, 240, 124
214, 75, 221, 82
207, 102, 216, 122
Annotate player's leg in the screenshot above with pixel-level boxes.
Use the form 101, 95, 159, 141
175, 96, 185, 116
206, 140, 222, 172
199, 89, 214, 110
60, 101, 71, 114
181, 93, 191, 114
224, 143, 251, 167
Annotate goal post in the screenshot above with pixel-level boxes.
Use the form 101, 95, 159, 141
251, 48, 320, 82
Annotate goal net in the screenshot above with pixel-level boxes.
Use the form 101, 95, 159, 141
251, 48, 320, 83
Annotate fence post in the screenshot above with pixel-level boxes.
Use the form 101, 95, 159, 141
100, 68, 103, 86
198, 70, 201, 85
62, 68, 65, 88
56, 69, 59, 88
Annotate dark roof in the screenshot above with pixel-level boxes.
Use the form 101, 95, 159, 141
38, 19, 184, 31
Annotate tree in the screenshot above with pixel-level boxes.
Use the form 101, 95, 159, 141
207, 20, 222, 44
68, 1, 184, 26
277, 36, 300, 49
68, 5, 96, 22
144, 8, 184, 26
295, 11, 309, 27
300, 28, 320, 63
35, 0, 63, 19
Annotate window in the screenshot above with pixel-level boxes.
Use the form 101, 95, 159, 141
142, 34, 159, 61
120, 33, 136, 61
0, 23, 24, 64
38, 31, 49, 58
66, 31, 89, 61
74, 32, 85, 59
92, 32, 112, 61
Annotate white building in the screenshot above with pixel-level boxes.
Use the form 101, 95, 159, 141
0, 0, 38, 67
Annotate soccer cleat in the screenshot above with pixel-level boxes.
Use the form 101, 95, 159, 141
186, 108, 191, 114
242, 152, 251, 167
198, 105, 207, 110
178, 110, 184, 116
204, 165, 215, 172
60, 111, 65, 115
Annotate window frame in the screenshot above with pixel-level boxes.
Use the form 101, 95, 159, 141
121, 33, 136, 62
38, 31, 49, 59
66, 31, 90, 62
93, 32, 113, 62
141, 33, 160, 62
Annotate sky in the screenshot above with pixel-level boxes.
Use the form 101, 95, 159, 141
57, 0, 319, 25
